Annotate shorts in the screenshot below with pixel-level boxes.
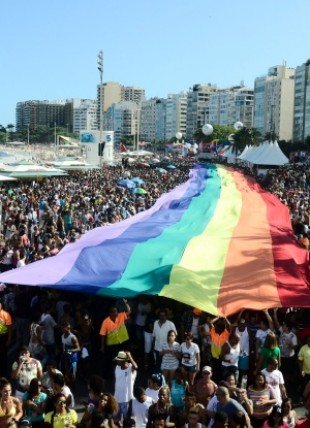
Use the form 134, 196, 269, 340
161, 362, 179, 371
181, 364, 197, 373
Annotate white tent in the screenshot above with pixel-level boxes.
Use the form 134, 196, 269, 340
2, 160, 67, 177
242, 141, 288, 166
242, 145, 264, 163
238, 145, 249, 160
51, 159, 99, 170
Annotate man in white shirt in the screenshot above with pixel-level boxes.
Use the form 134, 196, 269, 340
261, 357, 287, 405
129, 387, 153, 428
40, 302, 57, 363
152, 309, 177, 371
114, 351, 138, 424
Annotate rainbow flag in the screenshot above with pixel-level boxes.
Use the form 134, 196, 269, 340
0, 164, 309, 316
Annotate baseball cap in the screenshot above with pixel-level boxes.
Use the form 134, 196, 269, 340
202, 366, 212, 373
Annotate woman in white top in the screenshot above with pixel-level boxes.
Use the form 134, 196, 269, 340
159, 330, 181, 382
180, 333, 200, 388
220, 332, 240, 382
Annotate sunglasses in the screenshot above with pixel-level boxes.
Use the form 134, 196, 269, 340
57, 400, 66, 405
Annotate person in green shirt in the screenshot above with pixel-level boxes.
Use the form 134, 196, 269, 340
256, 332, 281, 372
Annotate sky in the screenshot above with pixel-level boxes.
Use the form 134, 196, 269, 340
1, 0, 310, 126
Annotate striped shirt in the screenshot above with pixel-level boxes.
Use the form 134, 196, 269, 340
160, 341, 181, 370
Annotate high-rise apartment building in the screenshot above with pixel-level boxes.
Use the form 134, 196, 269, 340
293, 59, 310, 143
206, 86, 254, 128
16, 100, 70, 131
253, 65, 295, 141
71, 99, 97, 132
98, 82, 145, 132
140, 98, 158, 142
165, 92, 187, 140
104, 101, 138, 145
123, 86, 145, 105
97, 82, 123, 129
155, 99, 166, 142
186, 84, 218, 140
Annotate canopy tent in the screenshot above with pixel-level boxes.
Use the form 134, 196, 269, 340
0, 164, 309, 316
240, 141, 289, 165
0, 174, 17, 181
51, 159, 99, 170
0, 160, 67, 178
238, 145, 249, 160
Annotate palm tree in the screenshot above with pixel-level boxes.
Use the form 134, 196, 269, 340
264, 131, 278, 142
231, 127, 261, 154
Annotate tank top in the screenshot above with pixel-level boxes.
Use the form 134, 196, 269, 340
222, 341, 240, 367
170, 380, 186, 408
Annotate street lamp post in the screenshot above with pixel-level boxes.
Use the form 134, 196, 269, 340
97, 50, 104, 166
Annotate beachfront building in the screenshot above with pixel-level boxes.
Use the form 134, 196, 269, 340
206, 86, 254, 128
104, 101, 138, 145
123, 86, 145, 105
97, 82, 145, 132
140, 98, 158, 142
155, 99, 166, 142
293, 59, 310, 143
71, 99, 97, 132
253, 65, 295, 141
165, 92, 187, 140
186, 83, 218, 141
16, 100, 71, 131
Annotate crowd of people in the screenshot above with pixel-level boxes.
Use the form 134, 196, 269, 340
0, 153, 309, 428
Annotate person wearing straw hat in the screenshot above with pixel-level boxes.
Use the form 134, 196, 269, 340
114, 351, 138, 426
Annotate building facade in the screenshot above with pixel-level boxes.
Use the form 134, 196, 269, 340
186, 83, 218, 140
71, 99, 97, 132
206, 86, 254, 128
293, 59, 310, 143
253, 65, 295, 141
104, 101, 138, 145
165, 92, 187, 140
140, 98, 158, 142
16, 100, 69, 131
97, 82, 145, 132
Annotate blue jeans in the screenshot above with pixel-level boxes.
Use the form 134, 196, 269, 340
115, 402, 128, 422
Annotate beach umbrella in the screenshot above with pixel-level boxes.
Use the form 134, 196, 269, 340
166, 165, 176, 170
134, 188, 148, 195
132, 177, 145, 186
138, 162, 150, 168
118, 179, 135, 188
156, 168, 167, 174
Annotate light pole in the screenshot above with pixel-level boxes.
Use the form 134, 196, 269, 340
97, 50, 104, 166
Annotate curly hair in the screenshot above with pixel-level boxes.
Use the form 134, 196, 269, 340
98, 392, 118, 414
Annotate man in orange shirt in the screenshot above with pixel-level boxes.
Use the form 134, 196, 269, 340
100, 298, 131, 378
0, 298, 12, 376
206, 317, 231, 383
